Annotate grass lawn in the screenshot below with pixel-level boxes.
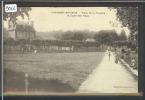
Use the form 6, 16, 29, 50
4, 52, 104, 93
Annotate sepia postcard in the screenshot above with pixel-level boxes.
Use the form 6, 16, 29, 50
3, 6, 139, 95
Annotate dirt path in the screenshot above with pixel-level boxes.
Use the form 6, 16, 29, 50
78, 51, 138, 93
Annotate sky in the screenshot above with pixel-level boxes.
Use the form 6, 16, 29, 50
4, 7, 130, 36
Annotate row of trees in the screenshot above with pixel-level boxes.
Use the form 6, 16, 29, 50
4, 29, 127, 47
56, 29, 127, 45
114, 7, 138, 36
94, 30, 127, 46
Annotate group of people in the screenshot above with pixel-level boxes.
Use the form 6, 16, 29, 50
106, 48, 119, 63
106, 47, 136, 69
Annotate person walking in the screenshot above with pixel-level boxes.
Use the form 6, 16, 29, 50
108, 51, 111, 61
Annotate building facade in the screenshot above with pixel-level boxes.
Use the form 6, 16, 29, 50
8, 20, 36, 41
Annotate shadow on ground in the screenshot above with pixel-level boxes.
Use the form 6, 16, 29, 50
4, 69, 76, 93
